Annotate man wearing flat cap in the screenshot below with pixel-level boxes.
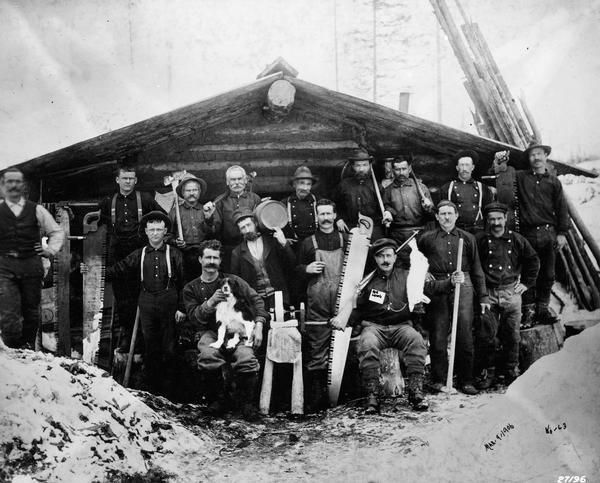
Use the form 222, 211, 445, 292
334, 149, 384, 241
332, 237, 453, 413
418, 200, 489, 395
516, 141, 568, 326
441, 150, 494, 235
169, 172, 213, 283
474, 202, 539, 389
230, 209, 295, 309
107, 211, 185, 397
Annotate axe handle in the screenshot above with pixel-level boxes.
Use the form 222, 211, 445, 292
171, 184, 184, 240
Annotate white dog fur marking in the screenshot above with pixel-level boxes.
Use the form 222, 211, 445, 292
210, 279, 255, 349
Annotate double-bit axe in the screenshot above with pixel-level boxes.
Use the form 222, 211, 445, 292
163, 170, 187, 240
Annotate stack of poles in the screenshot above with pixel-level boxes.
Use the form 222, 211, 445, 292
430, 0, 600, 310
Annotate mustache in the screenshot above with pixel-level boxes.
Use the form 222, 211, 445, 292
204, 263, 219, 269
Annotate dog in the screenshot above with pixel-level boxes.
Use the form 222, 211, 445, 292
209, 278, 256, 350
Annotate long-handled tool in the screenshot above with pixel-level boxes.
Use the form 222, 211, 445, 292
446, 237, 464, 392
123, 307, 140, 388
163, 170, 187, 240
370, 165, 389, 228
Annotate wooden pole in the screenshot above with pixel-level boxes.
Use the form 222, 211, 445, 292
519, 96, 542, 142
446, 237, 463, 390
565, 195, 600, 270
370, 165, 386, 220
567, 229, 600, 309
123, 307, 140, 388
562, 244, 593, 310
558, 250, 582, 308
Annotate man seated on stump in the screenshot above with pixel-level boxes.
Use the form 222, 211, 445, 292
330, 238, 443, 413
182, 239, 269, 421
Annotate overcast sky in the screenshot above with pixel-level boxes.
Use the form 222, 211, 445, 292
1, 0, 599, 170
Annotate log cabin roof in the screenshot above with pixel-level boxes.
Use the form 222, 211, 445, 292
13, 70, 595, 180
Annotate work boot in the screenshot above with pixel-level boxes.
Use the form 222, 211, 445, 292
520, 304, 536, 329
236, 373, 261, 422
476, 367, 496, 390
361, 368, 380, 414
305, 370, 327, 414
536, 303, 559, 325
406, 373, 429, 411
204, 371, 227, 417
458, 383, 479, 395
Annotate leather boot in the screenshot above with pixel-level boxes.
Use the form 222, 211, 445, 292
520, 304, 536, 329
476, 367, 496, 390
204, 371, 227, 416
406, 373, 429, 411
536, 303, 558, 325
361, 368, 380, 414
236, 373, 261, 422
305, 370, 327, 414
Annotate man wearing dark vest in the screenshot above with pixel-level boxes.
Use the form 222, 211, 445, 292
98, 165, 165, 352
107, 211, 185, 397
0, 168, 65, 348
281, 166, 318, 244
230, 209, 296, 309
441, 150, 494, 235
296, 199, 348, 412
516, 141, 568, 326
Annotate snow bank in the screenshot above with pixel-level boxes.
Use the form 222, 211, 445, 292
0, 349, 212, 482
369, 323, 600, 482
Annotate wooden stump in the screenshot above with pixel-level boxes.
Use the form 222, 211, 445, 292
380, 348, 404, 396
519, 323, 562, 372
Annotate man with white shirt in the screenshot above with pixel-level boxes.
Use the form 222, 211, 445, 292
0, 168, 65, 348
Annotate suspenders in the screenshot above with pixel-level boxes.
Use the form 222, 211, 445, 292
448, 181, 483, 222
140, 244, 172, 290
111, 191, 143, 228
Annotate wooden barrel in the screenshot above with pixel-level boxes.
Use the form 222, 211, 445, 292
255, 199, 288, 231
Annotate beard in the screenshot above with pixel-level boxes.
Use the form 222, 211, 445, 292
354, 171, 369, 180
243, 231, 260, 241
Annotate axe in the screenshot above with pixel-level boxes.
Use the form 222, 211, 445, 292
163, 170, 187, 240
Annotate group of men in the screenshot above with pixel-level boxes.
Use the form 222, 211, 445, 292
0, 138, 567, 419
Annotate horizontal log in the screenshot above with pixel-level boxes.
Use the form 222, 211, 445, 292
188, 140, 358, 151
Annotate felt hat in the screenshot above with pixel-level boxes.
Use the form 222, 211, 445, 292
524, 140, 552, 156
290, 166, 318, 185
348, 149, 374, 163
176, 173, 208, 198
453, 149, 479, 165
484, 202, 508, 216
232, 209, 256, 226
370, 237, 398, 255
139, 211, 171, 233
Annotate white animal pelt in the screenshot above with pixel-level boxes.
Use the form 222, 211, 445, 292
407, 238, 431, 312
209, 278, 255, 350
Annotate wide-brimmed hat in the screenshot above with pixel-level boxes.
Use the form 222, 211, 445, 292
453, 150, 479, 165
524, 140, 551, 156
290, 166, 318, 186
139, 211, 171, 233
176, 173, 208, 198
370, 237, 398, 255
348, 149, 374, 163
232, 209, 256, 226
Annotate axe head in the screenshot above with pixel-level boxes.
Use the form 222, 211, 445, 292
163, 170, 187, 186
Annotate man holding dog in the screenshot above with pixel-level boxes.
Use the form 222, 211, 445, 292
183, 239, 269, 421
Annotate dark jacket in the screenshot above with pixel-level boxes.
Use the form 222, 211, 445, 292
230, 235, 296, 305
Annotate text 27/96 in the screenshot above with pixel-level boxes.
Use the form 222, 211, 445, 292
557, 477, 586, 483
